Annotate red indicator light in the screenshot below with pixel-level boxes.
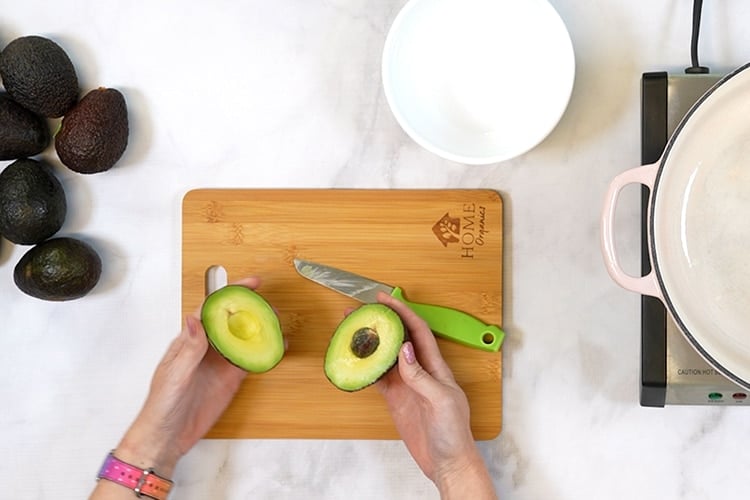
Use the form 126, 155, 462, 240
732, 393, 747, 400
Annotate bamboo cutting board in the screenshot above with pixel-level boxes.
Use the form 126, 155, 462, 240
181, 189, 503, 439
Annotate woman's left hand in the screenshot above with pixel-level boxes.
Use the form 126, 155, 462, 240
113, 277, 258, 477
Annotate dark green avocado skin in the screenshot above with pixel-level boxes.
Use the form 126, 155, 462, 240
0, 158, 67, 244
0, 35, 79, 118
0, 92, 50, 160
14, 237, 102, 301
55, 87, 129, 174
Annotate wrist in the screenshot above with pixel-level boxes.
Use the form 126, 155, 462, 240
116, 421, 180, 478
434, 450, 496, 500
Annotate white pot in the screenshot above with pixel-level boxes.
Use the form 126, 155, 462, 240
602, 63, 750, 389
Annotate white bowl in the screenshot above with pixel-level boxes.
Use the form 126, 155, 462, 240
382, 0, 575, 165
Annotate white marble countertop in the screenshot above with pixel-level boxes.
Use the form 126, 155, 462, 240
3, 1, 750, 499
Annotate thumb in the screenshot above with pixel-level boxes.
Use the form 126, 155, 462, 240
397, 341, 445, 402
182, 315, 209, 364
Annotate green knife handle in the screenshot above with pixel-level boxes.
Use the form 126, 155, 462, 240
391, 287, 504, 352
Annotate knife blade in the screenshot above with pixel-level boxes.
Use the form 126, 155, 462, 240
293, 258, 504, 352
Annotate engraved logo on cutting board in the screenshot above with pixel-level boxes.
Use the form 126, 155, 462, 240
432, 213, 460, 246
432, 203, 489, 258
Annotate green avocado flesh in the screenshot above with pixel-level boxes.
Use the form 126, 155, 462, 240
325, 303, 405, 392
201, 285, 284, 373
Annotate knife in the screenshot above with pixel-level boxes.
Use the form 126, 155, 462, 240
293, 258, 504, 352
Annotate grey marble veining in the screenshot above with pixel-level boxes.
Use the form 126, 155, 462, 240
2, 1, 750, 499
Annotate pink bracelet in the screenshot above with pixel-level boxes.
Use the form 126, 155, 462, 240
97, 452, 173, 499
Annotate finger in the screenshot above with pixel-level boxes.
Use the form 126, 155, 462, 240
374, 361, 402, 395
192, 276, 262, 316
180, 315, 210, 366
377, 292, 439, 353
231, 276, 261, 289
395, 341, 446, 402
377, 292, 452, 378
151, 315, 209, 389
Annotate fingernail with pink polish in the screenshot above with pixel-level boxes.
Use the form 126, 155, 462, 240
402, 342, 416, 364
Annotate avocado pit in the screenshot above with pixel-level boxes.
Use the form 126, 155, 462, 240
351, 327, 380, 358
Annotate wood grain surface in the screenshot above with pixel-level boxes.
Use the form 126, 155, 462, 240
181, 189, 503, 439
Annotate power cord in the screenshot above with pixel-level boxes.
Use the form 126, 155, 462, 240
685, 0, 710, 73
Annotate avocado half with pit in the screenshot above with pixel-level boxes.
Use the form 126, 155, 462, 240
325, 303, 405, 391
201, 285, 284, 373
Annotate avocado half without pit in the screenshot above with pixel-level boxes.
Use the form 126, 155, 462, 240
200, 285, 284, 373
325, 303, 405, 392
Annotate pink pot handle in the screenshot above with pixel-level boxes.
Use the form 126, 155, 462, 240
600, 162, 663, 299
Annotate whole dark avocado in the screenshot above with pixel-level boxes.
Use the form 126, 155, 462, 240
55, 87, 129, 174
0, 35, 79, 118
14, 237, 102, 301
0, 92, 50, 160
0, 158, 67, 244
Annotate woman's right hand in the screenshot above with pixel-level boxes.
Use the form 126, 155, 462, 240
375, 292, 497, 500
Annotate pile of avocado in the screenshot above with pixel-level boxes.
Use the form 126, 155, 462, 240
0, 35, 129, 301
